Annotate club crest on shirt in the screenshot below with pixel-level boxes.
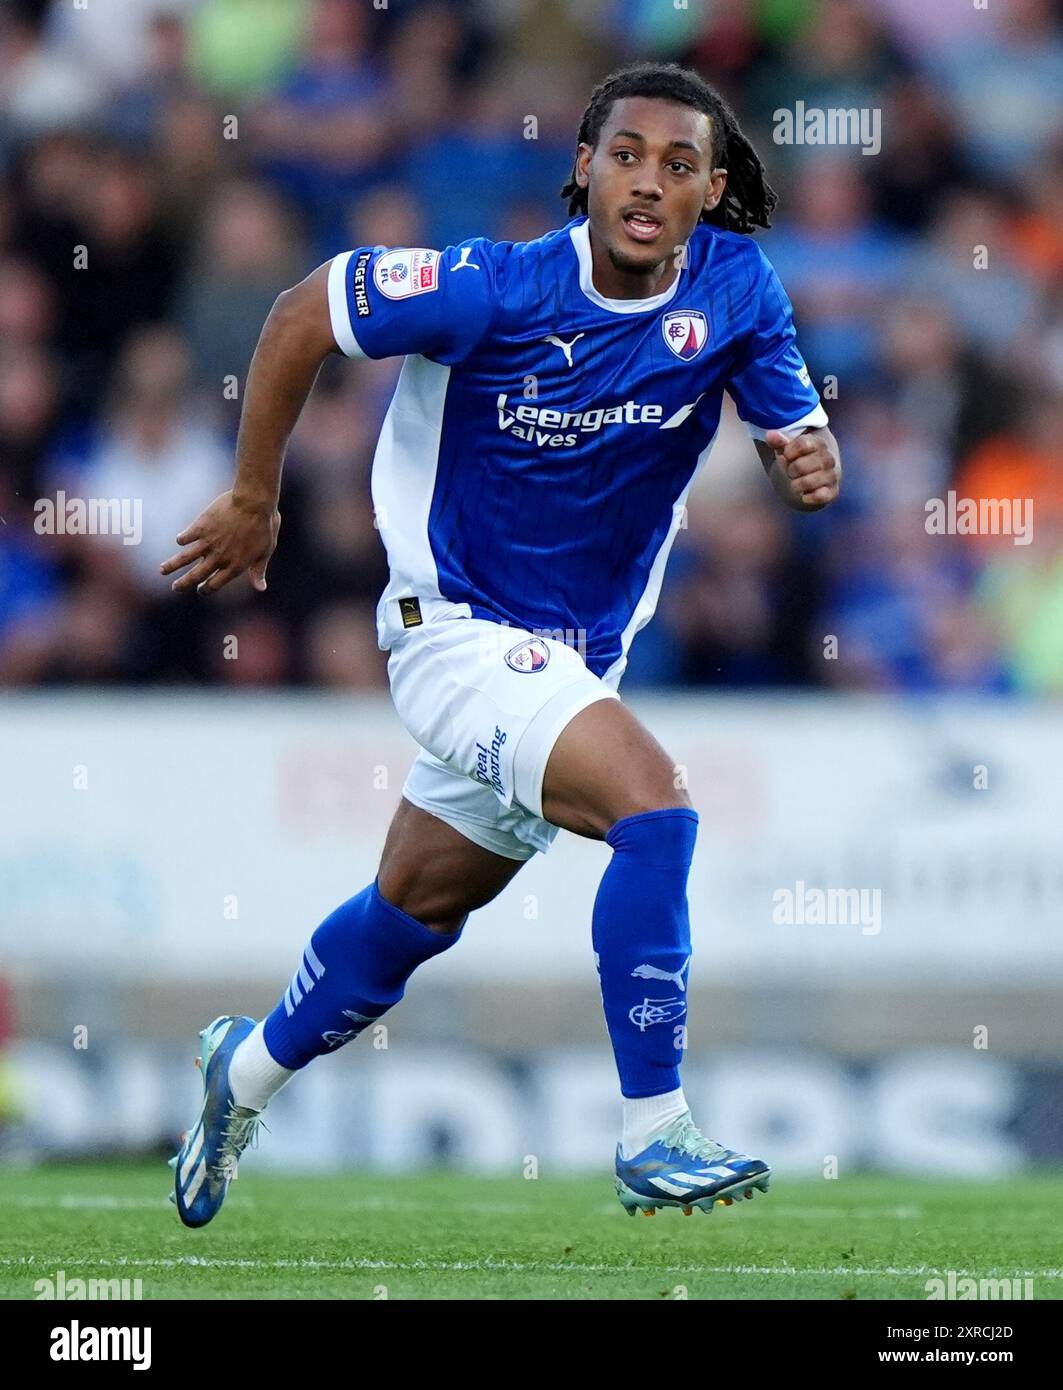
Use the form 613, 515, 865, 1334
662, 309, 708, 361
505, 637, 550, 673
374, 248, 439, 300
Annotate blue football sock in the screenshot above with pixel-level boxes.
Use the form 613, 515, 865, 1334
263, 881, 462, 1069
592, 808, 698, 1099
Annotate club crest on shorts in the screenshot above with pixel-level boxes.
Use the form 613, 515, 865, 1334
662, 309, 708, 361
505, 637, 550, 673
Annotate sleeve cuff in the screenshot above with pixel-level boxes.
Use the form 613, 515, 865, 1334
327, 252, 366, 359
743, 402, 828, 441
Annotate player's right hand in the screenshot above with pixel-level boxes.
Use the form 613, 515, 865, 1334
160, 491, 281, 594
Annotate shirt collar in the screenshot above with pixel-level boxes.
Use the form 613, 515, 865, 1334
569, 218, 685, 314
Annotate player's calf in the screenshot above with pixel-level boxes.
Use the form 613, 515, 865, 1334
257, 879, 462, 1080
170, 879, 464, 1225
542, 699, 771, 1216
170, 802, 522, 1223
593, 806, 699, 1098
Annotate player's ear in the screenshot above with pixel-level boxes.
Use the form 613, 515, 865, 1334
704, 168, 727, 213
574, 142, 593, 189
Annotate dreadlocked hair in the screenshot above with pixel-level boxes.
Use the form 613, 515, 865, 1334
560, 61, 777, 235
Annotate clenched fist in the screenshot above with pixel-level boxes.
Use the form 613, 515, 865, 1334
762, 427, 841, 511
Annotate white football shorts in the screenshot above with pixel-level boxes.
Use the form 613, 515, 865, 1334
387, 612, 620, 859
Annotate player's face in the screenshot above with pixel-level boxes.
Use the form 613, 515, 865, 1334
576, 97, 726, 277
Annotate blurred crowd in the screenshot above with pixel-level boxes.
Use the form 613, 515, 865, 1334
1, 0, 1062, 693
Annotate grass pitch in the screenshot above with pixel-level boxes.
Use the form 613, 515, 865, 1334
2, 1163, 1061, 1300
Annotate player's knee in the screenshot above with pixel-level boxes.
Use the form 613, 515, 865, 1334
605, 803, 699, 862
374, 874, 465, 936
376, 855, 501, 934
573, 789, 693, 841
595, 778, 693, 839
410, 904, 468, 937
382, 895, 465, 936
625, 781, 694, 818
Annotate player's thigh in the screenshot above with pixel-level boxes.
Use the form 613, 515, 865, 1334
377, 797, 525, 931
540, 698, 691, 840
388, 617, 616, 817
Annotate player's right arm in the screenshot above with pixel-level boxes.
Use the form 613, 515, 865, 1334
160, 262, 335, 593
161, 240, 496, 594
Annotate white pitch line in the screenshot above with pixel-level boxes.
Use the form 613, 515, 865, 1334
4, 1196, 171, 1211
764, 1205, 924, 1220
0, 1193, 524, 1216
336, 1197, 538, 1215
0, 1194, 923, 1219
2, 1255, 1061, 1279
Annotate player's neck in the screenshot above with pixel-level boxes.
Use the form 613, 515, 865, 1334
587, 226, 678, 301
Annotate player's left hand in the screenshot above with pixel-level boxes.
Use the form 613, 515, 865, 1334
763, 428, 841, 511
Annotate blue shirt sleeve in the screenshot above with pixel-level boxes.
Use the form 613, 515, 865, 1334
327, 238, 498, 365
726, 245, 828, 439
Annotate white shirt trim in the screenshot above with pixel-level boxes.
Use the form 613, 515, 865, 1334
327, 252, 366, 358
602, 426, 720, 688
742, 402, 828, 441
569, 220, 685, 315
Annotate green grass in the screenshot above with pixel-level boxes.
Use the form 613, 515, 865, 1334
2, 1163, 1061, 1300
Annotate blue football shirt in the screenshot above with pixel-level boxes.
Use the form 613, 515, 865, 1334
327, 216, 827, 681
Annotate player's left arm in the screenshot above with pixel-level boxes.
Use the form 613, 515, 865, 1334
754, 426, 841, 512
727, 245, 841, 513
